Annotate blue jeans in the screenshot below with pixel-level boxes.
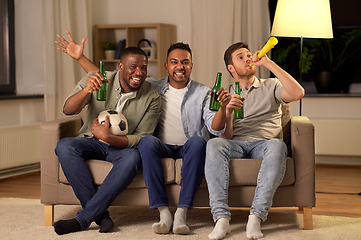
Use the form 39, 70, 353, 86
138, 135, 206, 209
205, 138, 287, 222
55, 137, 141, 230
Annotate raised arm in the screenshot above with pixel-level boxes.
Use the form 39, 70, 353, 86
63, 72, 105, 115
251, 51, 305, 103
56, 30, 99, 73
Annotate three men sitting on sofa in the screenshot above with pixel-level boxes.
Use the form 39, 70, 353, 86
55, 31, 304, 239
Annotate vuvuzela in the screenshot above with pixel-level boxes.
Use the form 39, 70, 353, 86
249, 37, 278, 66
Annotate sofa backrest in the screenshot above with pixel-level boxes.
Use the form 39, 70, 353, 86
281, 103, 291, 156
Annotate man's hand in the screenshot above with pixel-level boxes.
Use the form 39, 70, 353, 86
55, 30, 86, 60
209, 88, 231, 109
216, 88, 231, 109
226, 94, 244, 115
251, 50, 271, 67
92, 116, 111, 141
85, 72, 105, 93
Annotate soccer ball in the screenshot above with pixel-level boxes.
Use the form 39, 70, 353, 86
97, 110, 128, 136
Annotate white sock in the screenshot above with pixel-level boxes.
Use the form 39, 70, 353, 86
152, 207, 172, 234
246, 214, 264, 239
173, 207, 190, 234
208, 217, 231, 240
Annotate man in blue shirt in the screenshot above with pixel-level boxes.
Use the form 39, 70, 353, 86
138, 43, 228, 235
56, 31, 231, 235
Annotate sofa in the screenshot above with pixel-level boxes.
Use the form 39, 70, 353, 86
41, 103, 315, 230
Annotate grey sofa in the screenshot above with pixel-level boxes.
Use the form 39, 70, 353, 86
40, 103, 315, 230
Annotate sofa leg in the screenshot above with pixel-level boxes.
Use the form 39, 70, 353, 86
44, 204, 54, 226
301, 207, 313, 230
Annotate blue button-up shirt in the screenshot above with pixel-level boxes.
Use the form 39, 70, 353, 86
146, 77, 225, 139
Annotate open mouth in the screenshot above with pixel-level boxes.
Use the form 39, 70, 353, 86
131, 76, 141, 83
129, 76, 143, 88
174, 72, 186, 77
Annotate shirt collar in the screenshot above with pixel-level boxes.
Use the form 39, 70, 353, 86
163, 76, 192, 91
251, 76, 261, 89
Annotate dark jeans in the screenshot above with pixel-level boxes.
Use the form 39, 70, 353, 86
55, 137, 141, 229
138, 135, 206, 209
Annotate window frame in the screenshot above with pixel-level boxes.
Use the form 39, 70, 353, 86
0, 0, 16, 95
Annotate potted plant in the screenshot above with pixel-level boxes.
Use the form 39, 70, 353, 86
273, 29, 361, 93
308, 29, 361, 93
272, 39, 316, 82
102, 40, 117, 60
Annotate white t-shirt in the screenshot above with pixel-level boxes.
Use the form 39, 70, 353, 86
156, 84, 188, 145
116, 92, 135, 113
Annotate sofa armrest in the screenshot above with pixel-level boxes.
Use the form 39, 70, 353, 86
40, 116, 82, 204
290, 116, 315, 207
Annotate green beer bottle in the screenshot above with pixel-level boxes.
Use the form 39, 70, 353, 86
234, 82, 244, 119
96, 60, 107, 101
209, 72, 222, 111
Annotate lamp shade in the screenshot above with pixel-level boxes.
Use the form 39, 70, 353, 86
271, 0, 333, 39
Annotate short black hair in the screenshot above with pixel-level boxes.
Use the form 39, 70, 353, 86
167, 42, 192, 60
120, 47, 148, 63
224, 42, 250, 76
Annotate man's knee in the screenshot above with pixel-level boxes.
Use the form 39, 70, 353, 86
186, 136, 206, 149
55, 137, 76, 158
56, 138, 70, 152
262, 139, 288, 165
138, 135, 159, 148
206, 137, 227, 152
268, 139, 287, 155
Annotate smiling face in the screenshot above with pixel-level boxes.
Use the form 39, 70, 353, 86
227, 48, 256, 78
165, 49, 193, 89
118, 53, 147, 93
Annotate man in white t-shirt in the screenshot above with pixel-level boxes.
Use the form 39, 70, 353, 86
55, 33, 231, 235
139, 43, 230, 235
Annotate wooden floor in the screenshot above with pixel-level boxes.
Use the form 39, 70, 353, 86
0, 164, 361, 218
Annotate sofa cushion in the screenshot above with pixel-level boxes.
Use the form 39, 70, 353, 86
228, 157, 294, 186
58, 158, 176, 188
175, 157, 295, 187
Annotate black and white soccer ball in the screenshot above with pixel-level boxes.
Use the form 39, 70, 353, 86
97, 110, 128, 136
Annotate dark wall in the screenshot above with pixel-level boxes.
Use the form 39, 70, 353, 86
330, 0, 361, 29
269, 0, 361, 30
269, 0, 361, 93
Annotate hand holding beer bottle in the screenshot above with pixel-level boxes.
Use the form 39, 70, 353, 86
209, 72, 222, 111
234, 82, 244, 119
97, 60, 107, 101
209, 72, 231, 111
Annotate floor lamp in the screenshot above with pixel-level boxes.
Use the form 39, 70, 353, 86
270, 0, 333, 116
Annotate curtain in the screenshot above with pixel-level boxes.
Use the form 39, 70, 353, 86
190, 0, 271, 88
43, 0, 92, 121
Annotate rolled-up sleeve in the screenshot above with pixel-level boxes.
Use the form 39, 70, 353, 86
203, 93, 225, 136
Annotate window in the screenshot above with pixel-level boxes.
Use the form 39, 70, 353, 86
0, 0, 15, 95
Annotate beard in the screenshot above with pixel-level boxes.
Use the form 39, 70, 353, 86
235, 67, 257, 78
123, 78, 140, 92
